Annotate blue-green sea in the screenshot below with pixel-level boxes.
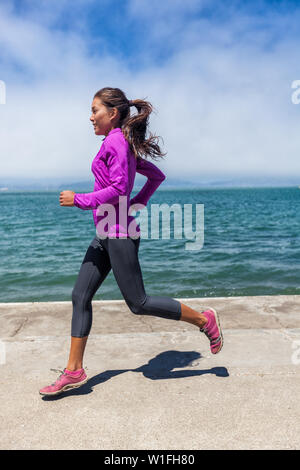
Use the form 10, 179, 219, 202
0, 187, 299, 303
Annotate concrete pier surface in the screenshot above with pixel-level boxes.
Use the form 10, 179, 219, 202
0, 295, 299, 450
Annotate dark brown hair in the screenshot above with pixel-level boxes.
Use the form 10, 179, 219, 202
93, 87, 166, 161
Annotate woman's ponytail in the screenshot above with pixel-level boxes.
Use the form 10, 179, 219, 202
94, 87, 166, 161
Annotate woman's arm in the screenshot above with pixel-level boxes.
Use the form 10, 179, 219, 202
73, 142, 129, 210
130, 157, 166, 208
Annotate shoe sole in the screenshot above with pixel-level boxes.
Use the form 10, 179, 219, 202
201, 308, 224, 354
39, 377, 88, 396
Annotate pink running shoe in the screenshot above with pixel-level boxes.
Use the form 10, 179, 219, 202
199, 308, 223, 354
39, 368, 88, 396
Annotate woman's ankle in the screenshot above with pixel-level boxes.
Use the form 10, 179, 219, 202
180, 303, 208, 328
66, 364, 83, 372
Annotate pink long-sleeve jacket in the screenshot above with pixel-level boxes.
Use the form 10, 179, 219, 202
73, 127, 166, 238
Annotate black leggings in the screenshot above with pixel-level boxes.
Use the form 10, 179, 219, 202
71, 236, 182, 337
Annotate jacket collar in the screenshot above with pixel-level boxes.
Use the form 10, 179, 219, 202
102, 127, 122, 141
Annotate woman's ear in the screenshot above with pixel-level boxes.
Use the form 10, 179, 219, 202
111, 107, 119, 121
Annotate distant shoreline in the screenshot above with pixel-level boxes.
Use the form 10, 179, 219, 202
0, 185, 299, 193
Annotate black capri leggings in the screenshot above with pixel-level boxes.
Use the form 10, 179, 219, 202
71, 235, 182, 337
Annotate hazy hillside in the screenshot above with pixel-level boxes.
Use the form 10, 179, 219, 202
0, 175, 299, 191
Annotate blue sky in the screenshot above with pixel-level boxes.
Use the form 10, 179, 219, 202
1, 0, 300, 183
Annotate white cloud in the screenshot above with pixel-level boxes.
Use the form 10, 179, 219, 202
0, 0, 300, 182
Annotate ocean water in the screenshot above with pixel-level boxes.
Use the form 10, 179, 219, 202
0, 187, 299, 303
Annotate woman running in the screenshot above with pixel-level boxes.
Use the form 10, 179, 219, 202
39, 87, 223, 396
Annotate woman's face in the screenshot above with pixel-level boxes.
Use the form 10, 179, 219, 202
90, 97, 118, 136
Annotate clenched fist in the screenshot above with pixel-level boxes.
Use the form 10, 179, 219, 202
59, 190, 76, 206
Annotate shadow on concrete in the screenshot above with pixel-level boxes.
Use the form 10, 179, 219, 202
42, 350, 229, 401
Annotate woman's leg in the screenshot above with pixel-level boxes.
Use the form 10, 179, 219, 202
66, 336, 88, 371
66, 236, 112, 370
179, 303, 208, 327
104, 236, 208, 327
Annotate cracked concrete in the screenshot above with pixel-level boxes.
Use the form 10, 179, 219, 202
10, 317, 28, 337
1, 295, 300, 339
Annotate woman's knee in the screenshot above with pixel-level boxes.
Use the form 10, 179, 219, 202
71, 288, 80, 305
126, 296, 148, 316
72, 287, 91, 307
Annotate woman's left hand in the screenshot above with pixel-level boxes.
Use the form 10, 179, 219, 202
59, 190, 76, 206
